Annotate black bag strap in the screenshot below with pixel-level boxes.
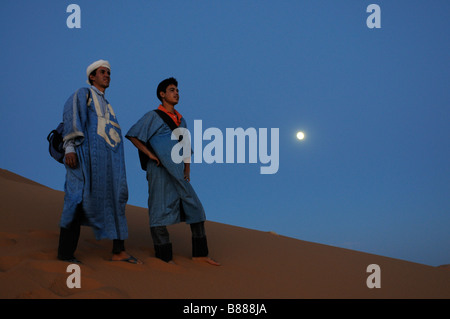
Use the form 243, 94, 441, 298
138, 109, 182, 170
154, 109, 179, 132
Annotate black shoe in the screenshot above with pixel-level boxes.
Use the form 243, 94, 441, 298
154, 243, 173, 263
58, 256, 82, 264
192, 236, 209, 257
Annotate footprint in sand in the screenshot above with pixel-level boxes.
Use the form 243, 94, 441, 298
20, 259, 127, 298
29, 250, 57, 261
0, 232, 18, 247
0, 255, 23, 272
47, 273, 105, 297
27, 230, 59, 239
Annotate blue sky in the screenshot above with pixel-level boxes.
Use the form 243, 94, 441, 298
0, 0, 449, 266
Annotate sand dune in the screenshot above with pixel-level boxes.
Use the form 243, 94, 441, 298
0, 168, 449, 299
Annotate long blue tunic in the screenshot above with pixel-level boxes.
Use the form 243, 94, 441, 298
60, 87, 128, 240
126, 110, 206, 227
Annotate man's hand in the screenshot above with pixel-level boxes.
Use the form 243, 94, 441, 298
148, 152, 161, 166
65, 152, 78, 168
127, 136, 161, 166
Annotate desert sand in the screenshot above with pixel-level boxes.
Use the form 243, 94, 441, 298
0, 168, 449, 300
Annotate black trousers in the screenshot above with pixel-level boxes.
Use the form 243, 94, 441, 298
150, 221, 209, 262
57, 206, 125, 261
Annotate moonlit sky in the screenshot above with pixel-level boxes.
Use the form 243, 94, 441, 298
1, 1, 449, 266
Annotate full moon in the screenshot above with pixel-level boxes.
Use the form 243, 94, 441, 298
296, 131, 305, 140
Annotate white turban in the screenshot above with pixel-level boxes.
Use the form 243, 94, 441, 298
86, 59, 111, 85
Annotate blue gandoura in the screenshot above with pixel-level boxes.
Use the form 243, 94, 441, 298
58, 60, 128, 262
126, 104, 208, 262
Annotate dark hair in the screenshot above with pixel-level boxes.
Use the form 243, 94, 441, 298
157, 77, 178, 102
88, 69, 97, 85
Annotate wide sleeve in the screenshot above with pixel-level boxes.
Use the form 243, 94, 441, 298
62, 88, 90, 147
125, 110, 159, 144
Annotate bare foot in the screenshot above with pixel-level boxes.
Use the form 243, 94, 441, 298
111, 251, 143, 264
192, 256, 221, 266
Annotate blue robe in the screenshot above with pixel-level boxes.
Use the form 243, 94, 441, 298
60, 87, 128, 240
126, 110, 206, 227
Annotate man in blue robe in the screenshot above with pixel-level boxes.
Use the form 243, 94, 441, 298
57, 60, 140, 264
126, 77, 219, 265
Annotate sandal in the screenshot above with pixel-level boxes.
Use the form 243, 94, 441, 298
111, 255, 140, 264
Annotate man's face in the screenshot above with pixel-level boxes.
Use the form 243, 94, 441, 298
161, 84, 179, 106
90, 67, 111, 90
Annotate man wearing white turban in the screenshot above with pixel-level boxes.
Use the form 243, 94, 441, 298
58, 60, 141, 264
85, 59, 111, 85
